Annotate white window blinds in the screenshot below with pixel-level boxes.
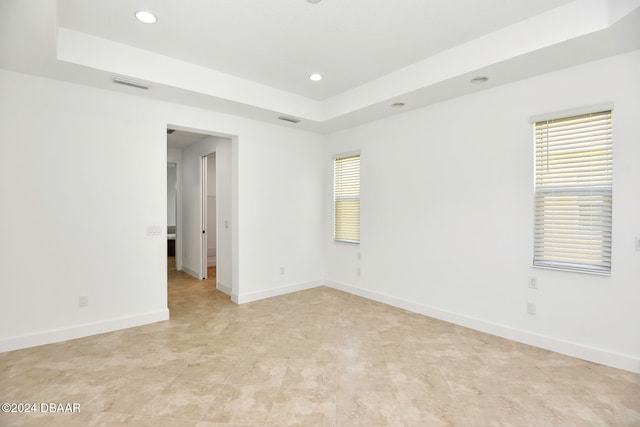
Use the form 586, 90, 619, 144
334, 154, 360, 243
534, 110, 613, 274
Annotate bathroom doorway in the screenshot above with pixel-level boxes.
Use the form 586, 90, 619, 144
166, 126, 235, 298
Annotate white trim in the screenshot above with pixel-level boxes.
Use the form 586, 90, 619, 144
167, 150, 183, 271
325, 281, 640, 374
332, 150, 361, 160
528, 103, 614, 123
235, 280, 323, 304
216, 280, 231, 296
334, 239, 360, 245
201, 155, 208, 280
0, 309, 169, 353
181, 264, 201, 279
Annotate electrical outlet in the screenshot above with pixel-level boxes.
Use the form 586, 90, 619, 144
636, 236, 640, 251
79, 296, 88, 308
280, 266, 285, 275
527, 302, 536, 316
356, 267, 361, 276
528, 277, 538, 289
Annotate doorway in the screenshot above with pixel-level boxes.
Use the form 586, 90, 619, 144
166, 127, 235, 298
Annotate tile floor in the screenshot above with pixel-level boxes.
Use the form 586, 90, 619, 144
1, 260, 639, 426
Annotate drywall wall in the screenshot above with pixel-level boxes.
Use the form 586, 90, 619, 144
214, 141, 233, 294
233, 124, 325, 302
0, 69, 324, 351
324, 50, 640, 372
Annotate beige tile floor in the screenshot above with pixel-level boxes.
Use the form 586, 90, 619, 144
1, 260, 639, 426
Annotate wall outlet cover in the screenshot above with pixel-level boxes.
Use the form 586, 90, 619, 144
527, 302, 536, 315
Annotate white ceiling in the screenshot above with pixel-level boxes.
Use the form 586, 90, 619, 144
57, 0, 573, 100
1, 0, 639, 133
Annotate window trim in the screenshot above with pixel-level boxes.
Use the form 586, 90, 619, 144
529, 103, 614, 124
532, 108, 613, 275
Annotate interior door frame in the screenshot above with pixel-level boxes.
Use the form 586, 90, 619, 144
167, 123, 238, 300
201, 152, 216, 280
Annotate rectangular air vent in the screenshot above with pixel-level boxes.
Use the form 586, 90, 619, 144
278, 116, 300, 123
112, 77, 150, 90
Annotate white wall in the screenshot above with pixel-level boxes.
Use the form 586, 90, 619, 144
0, 71, 169, 350
324, 50, 640, 372
214, 141, 233, 293
235, 125, 325, 302
0, 69, 324, 351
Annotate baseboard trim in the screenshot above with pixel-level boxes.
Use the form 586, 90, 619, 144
181, 264, 201, 280
325, 281, 640, 373
235, 280, 323, 304
217, 280, 231, 296
0, 309, 169, 353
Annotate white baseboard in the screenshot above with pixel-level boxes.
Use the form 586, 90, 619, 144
207, 258, 216, 267
181, 264, 201, 280
0, 309, 169, 353
217, 280, 231, 296
325, 281, 640, 374
235, 280, 323, 304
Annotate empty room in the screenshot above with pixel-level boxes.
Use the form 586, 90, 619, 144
1, 0, 639, 426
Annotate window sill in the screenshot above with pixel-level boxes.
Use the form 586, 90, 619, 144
334, 239, 359, 246
532, 263, 610, 276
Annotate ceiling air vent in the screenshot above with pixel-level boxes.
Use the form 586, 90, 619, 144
278, 116, 300, 124
112, 77, 150, 90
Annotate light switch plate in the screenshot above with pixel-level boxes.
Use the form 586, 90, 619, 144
146, 225, 162, 236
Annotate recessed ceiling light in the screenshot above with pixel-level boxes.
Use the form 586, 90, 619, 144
135, 10, 157, 24
470, 76, 489, 84
309, 73, 323, 82
391, 102, 405, 108
307, 0, 322, 3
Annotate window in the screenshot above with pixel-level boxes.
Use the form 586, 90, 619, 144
534, 110, 612, 274
334, 154, 360, 244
